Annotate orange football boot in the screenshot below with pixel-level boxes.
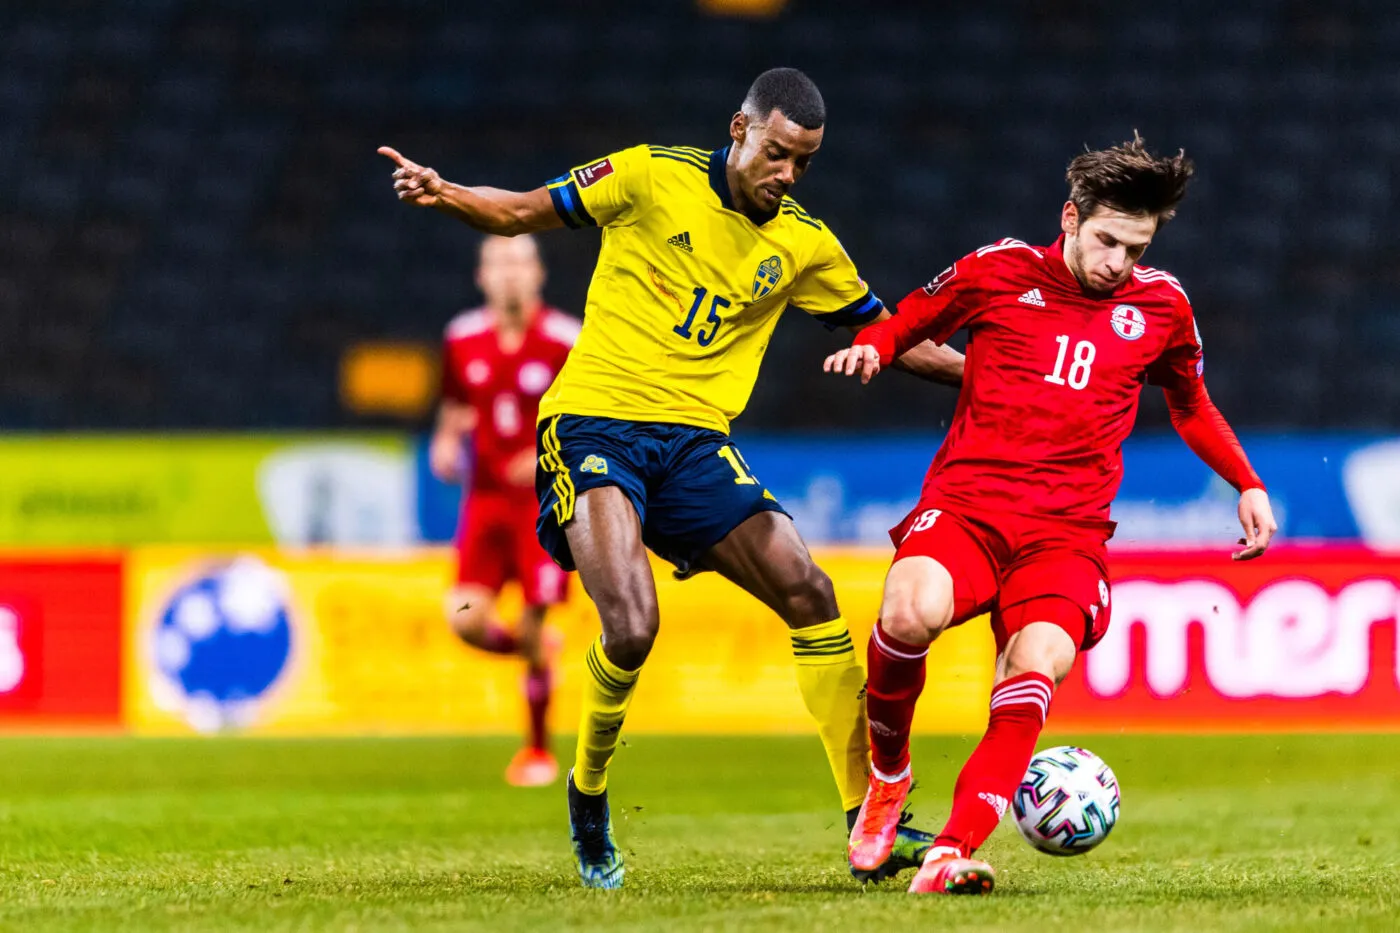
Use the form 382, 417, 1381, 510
907, 846, 996, 895
504, 747, 559, 787
848, 770, 913, 872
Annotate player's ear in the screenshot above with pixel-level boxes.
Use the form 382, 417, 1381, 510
730, 111, 747, 146
1061, 201, 1079, 236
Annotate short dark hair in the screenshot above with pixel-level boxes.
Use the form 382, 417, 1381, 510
1066, 132, 1195, 224
742, 67, 825, 130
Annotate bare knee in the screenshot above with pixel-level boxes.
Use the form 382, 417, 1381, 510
590, 586, 658, 671
997, 622, 1078, 685
878, 558, 955, 647
445, 589, 494, 640
777, 562, 839, 628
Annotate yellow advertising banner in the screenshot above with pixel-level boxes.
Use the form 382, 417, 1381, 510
124, 548, 993, 735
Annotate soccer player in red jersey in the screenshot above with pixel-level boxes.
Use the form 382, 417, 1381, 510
826, 136, 1278, 894
433, 234, 578, 787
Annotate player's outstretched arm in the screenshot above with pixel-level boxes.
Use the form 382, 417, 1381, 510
1163, 381, 1276, 560
890, 341, 963, 386
377, 147, 563, 236
848, 311, 963, 386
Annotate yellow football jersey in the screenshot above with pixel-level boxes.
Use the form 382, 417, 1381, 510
539, 143, 884, 434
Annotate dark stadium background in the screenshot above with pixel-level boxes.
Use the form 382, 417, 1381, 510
4, 0, 1396, 432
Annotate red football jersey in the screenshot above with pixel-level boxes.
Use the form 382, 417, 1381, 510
441, 306, 579, 493
859, 236, 1204, 529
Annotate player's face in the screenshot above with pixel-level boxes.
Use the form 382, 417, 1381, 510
1061, 203, 1157, 293
476, 235, 545, 317
729, 109, 823, 215
1064, 203, 1153, 291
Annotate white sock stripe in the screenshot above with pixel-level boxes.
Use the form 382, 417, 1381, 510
872, 625, 928, 660
989, 682, 1053, 706
991, 676, 1052, 695
989, 687, 1050, 706
989, 693, 1049, 713
872, 763, 911, 783
989, 696, 1050, 717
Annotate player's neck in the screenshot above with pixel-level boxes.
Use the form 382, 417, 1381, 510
723, 157, 779, 225
491, 302, 536, 352
1060, 245, 1107, 296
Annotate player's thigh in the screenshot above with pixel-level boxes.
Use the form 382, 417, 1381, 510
508, 498, 570, 608
536, 415, 658, 666
885, 507, 1000, 643
455, 494, 511, 600
701, 509, 838, 627
645, 431, 792, 582
995, 545, 1111, 683
564, 486, 659, 666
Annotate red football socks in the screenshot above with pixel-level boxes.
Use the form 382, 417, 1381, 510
935, 671, 1054, 856
475, 623, 519, 655
865, 624, 929, 776
525, 664, 552, 752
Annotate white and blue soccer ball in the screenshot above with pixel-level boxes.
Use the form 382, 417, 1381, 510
1013, 745, 1120, 856
153, 556, 293, 732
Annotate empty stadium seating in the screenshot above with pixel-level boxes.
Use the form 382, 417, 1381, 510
0, 0, 1393, 429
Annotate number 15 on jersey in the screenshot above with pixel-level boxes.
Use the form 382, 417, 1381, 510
674, 286, 729, 348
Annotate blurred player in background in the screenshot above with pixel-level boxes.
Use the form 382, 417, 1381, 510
432, 234, 578, 788
826, 135, 1277, 894
382, 68, 964, 888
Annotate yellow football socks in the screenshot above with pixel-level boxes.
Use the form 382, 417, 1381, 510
573, 636, 641, 795
790, 617, 870, 811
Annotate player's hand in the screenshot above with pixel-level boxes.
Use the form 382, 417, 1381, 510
823, 344, 882, 384
1232, 487, 1277, 561
505, 449, 537, 488
429, 431, 463, 484
378, 146, 444, 207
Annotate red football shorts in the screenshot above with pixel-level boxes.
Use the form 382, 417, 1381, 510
456, 489, 568, 606
890, 505, 1112, 652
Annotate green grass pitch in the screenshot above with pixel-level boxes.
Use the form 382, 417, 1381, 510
0, 733, 1396, 931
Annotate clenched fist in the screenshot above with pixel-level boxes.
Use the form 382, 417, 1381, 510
378, 146, 443, 207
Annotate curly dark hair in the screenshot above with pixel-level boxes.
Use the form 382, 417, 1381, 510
1067, 132, 1195, 224
742, 67, 825, 130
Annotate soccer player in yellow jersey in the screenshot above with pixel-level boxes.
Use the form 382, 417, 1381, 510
379, 68, 963, 889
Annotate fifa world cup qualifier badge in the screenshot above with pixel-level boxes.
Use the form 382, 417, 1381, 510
752, 256, 783, 299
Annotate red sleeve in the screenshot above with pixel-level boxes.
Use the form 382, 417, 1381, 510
1165, 382, 1264, 492
1156, 306, 1263, 492
440, 341, 470, 405
1146, 298, 1204, 390
853, 253, 985, 365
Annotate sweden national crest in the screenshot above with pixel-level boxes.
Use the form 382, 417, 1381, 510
752, 255, 783, 300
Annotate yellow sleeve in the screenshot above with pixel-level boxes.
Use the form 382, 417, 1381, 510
786, 228, 887, 330
546, 144, 651, 229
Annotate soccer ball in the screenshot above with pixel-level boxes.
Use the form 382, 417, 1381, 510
1012, 745, 1120, 856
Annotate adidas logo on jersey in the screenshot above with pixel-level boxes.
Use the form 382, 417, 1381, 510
1018, 288, 1046, 307
667, 231, 693, 252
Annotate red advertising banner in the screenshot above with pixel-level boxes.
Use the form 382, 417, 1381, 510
1056, 547, 1400, 730
0, 556, 123, 725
